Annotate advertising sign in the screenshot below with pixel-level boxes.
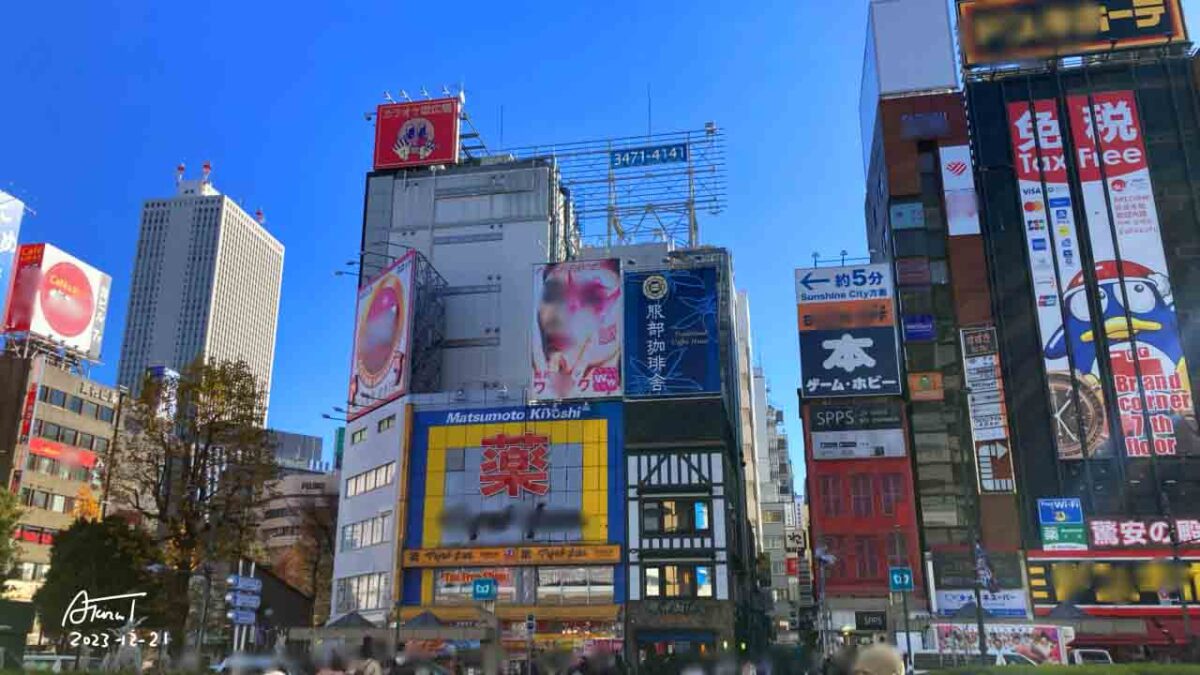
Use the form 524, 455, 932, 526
0, 190, 24, 314
933, 589, 1029, 618
1088, 517, 1200, 548
1008, 100, 1108, 460
940, 145, 982, 236
908, 372, 944, 401
373, 97, 461, 170
856, 611, 887, 632
1038, 498, 1087, 551
347, 251, 416, 421
28, 437, 97, 469
958, 0, 1187, 67
2, 244, 112, 360
796, 263, 899, 399
903, 314, 936, 342
889, 202, 925, 230
404, 402, 624, 551
624, 268, 720, 398
610, 144, 688, 169
532, 260, 623, 400
961, 327, 1015, 493
932, 550, 1028, 618
933, 623, 1065, 664
807, 400, 906, 460
895, 258, 931, 286
1028, 554, 1200, 611
1066, 90, 1195, 458
404, 545, 621, 568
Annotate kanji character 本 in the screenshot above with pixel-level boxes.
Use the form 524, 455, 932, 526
647, 322, 665, 338
835, 273, 851, 288
821, 334, 876, 373
479, 433, 550, 497
1083, 99, 1138, 144
1090, 519, 1120, 547
1014, 109, 1062, 152
1119, 520, 1148, 546
646, 304, 665, 321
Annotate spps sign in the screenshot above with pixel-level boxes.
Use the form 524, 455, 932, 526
796, 264, 900, 398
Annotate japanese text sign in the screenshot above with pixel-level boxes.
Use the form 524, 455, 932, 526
1088, 518, 1200, 548
373, 97, 461, 170
624, 268, 721, 398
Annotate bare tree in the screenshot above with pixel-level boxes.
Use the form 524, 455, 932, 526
111, 359, 279, 650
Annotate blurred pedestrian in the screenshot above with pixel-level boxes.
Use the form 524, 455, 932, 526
850, 644, 904, 675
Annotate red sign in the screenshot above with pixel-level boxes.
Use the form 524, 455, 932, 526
373, 97, 461, 170
479, 433, 550, 497
786, 558, 800, 577
28, 437, 97, 468
1089, 518, 1200, 548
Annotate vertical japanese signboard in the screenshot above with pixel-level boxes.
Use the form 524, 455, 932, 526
940, 145, 982, 236
531, 260, 623, 401
1065, 90, 1194, 458
624, 267, 721, 397
961, 327, 1015, 493
347, 251, 416, 421
1037, 498, 1087, 551
0, 190, 24, 317
1007, 100, 1108, 460
795, 264, 900, 398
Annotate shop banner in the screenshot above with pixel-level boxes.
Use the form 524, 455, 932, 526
933, 623, 1065, 664
1008, 99, 1107, 460
808, 400, 906, 460
402, 544, 621, 568
1028, 555, 1200, 611
624, 268, 720, 398
933, 589, 1029, 619
1066, 90, 1195, 458
0, 190, 24, 316
532, 260, 623, 400
940, 145, 982, 236
961, 327, 1015, 493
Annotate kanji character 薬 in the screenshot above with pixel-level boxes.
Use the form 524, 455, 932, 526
479, 433, 550, 497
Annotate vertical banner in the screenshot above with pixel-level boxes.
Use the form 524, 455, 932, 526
531, 260, 623, 401
1066, 91, 1195, 458
348, 251, 417, 420
624, 267, 721, 397
1007, 100, 1108, 460
961, 327, 1014, 493
0, 190, 24, 317
939, 145, 982, 236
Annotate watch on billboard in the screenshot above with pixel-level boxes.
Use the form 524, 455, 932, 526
532, 259, 623, 401
373, 97, 462, 170
347, 251, 416, 421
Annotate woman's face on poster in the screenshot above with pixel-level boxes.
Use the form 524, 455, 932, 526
537, 263, 620, 360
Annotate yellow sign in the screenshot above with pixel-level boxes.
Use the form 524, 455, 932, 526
404, 545, 620, 568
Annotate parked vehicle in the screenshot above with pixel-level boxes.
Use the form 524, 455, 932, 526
1069, 649, 1114, 665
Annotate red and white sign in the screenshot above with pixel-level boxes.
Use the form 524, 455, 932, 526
479, 433, 550, 498
1089, 518, 1200, 548
2, 244, 111, 360
939, 145, 981, 236
1066, 90, 1194, 458
28, 436, 97, 469
347, 251, 416, 421
373, 97, 461, 170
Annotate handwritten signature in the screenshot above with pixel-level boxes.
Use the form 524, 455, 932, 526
62, 591, 148, 628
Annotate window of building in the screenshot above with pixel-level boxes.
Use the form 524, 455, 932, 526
345, 462, 395, 498
17, 562, 48, 582
642, 564, 713, 598
880, 474, 904, 515
887, 531, 909, 568
763, 509, 784, 524
67, 397, 83, 414
350, 428, 367, 445
377, 415, 396, 433
641, 499, 711, 535
770, 560, 787, 575
98, 406, 115, 423
340, 511, 392, 551
48, 390, 66, 407
855, 537, 881, 579
334, 572, 389, 613
537, 567, 615, 605
764, 535, 785, 550
819, 475, 842, 517
851, 475, 873, 517
81, 401, 99, 420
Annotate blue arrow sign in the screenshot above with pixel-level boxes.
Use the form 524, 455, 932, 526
227, 609, 256, 625
799, 270, 829, 291
225, 592, 261, 609
888, 566, 914, 592
226, 575, 262, 594
472, 578, 498, 601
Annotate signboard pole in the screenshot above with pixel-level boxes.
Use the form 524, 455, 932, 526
902, 589, 912, 667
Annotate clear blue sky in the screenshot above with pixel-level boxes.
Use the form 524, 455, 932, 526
6, 2, 1197, 484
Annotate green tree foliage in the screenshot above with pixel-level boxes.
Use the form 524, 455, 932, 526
32, 518, 163, 640
0, 488, 23, 584
110, 359, 279, 651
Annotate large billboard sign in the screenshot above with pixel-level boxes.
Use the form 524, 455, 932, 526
0, 190, 24, 315
347, 250, 416, 421
373, 97, 461, 170
1065, 90, 1195, 459
624, 267, 720, 398
931, 550, 1029, 619
940, 145, 982, 236
806, 400, 905, 460
1028, 553, 1200, 611
795, 264, 901, 398
1007, 101, 1109, 460
961, 327, 1015, 493
532, 260, 623, 401
2, 244, 111, 360
959, 0, 1188, 67
933, 624, 1066, 664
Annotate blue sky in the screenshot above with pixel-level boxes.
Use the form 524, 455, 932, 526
6, 2, 1197, 484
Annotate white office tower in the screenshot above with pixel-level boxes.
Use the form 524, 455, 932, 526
117, 164, 284, 412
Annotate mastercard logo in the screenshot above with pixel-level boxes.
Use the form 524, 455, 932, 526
1023, 201, 1044, 213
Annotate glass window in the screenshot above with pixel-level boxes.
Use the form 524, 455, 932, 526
851, 475, 873, 517
819, 475, 842, 517
32, 491, 48, 510
881, 474, 904, 515
67, 397, 83, 414
855, 537, 880, 579
49, 390, 66, 407
642, 502, 661, 534
98, 406, 115, 423
81, 401, 98, 419
377, 415, 395, 433
40, 422, 60, 442
77, 433, 94, 451
94, 437, 109, 454
893, 230, 926, 257
664, 565, 685, 597
694, 502, 710, 531
37, 386, 50, 402
765, 535, 785, 550
697, 565, 713, 597
644, 567, 660, 597
58, 428, 77, 446
763, 510, 784, 524
350, 428, 367, 445
887, 532, 908, 568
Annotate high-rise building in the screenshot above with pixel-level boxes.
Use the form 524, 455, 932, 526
116, 166, 284, 411
754, 395, 799, 643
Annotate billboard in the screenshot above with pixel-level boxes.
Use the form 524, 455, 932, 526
0, 190, 24, 315
347, 251, 416, 421
795, 264, 901, 398
961, 327, 1015, 494
624, 267, 720, 398
531, 260, 622, 400
931, 550, 1028, 618
403, 402, 625, 551
1065, 90, 1195, 458
1028, 553, 1200, 611
940, 145, 982, 236
933, 624, 1065, 664
1038, 498, 1087, 551
2, 244, 111, 359
1008, 100, 1108, 460
373, 97, 461, 170
806, 400, 905, 460
959, 0, 1188, 67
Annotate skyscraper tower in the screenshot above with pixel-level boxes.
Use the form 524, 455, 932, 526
116, 163, 284, 412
